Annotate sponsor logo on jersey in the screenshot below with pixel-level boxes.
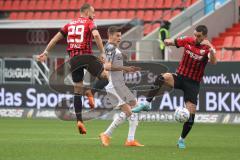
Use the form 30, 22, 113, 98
186, 49, 203, 60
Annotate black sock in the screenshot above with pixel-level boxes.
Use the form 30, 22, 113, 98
92, 78, 109, 94
74, 93, 83, 122
181, 114, 195, 139
146, 75, 164, 102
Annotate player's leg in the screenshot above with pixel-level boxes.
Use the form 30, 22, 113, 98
100, 103, 132, 146
73, 82, 87, 134
70, 62, 87, 134
177, 101, 196, 149
161, 49, 165, 61
147, 72, 174, 101
73, 82, 83, 121
128, 100, 138, 142
104, 103, 132, 136
121, 86, 144, 147
177, 80, 199, 149
100, 85, 135, 146
181, 102, 197, 139
85, 89, 95, 109
84, 55, 109, 108
84, 78, 109, 109
125, 100, 144, 147
132, 73, 174, 113
84, 55, 108, 81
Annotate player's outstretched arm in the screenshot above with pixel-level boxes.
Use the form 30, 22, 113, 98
92, 30, 105, 62
37, 32, 64, 62
104, 63, 140, 72
104, 63, 127, 71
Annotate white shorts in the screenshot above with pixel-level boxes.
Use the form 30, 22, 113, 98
105, 85, 136, 107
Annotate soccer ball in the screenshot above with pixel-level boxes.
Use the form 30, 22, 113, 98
174, 107, 190, 123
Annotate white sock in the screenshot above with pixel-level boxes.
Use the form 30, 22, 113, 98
179, 136, 184, 141
127, 113, 139, 141
104, 112, 127, 137
145, 100, 151, 106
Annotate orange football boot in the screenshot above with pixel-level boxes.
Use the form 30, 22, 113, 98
125, 140, 144, 147
77, 121, 86, 134
99, 133, 110, 146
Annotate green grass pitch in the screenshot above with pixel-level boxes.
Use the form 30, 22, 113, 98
0, 118, 239, 160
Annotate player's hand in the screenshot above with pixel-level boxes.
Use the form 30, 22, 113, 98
123, 66, 135, 72
131, 66, 141, 71
164, 39, 173, 46
124, 66, 141, 72
103, 62, 111, 70
98, 53, 106, 64
36, 52, 48, 62
201, 39, 216, 54
200, 39, 213, 48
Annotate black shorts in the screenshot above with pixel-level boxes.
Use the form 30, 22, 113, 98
172, 73, 200, 105
69, 55, 104, 83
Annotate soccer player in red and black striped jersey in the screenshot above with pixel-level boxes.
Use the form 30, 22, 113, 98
37, 3, 108, 134
133, 25, 217, 149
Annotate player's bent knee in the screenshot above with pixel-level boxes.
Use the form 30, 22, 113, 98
163, 73, 174, 87
163, 73, 172, 80
74, 85, 83, 94
126, 110, 132, 117
129, 100, 137, 107
74, 90, 82, 95
120, 104, 132, 117
186, 102, 197, 114
123, 109, 132, 117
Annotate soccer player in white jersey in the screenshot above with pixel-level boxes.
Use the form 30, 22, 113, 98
99, 26, 144, 147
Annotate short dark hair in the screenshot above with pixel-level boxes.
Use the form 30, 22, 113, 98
80, 3, 91, 12
108, 26, 121, 35
195, 25, 208, 35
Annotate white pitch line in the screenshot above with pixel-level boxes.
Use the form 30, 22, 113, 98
0, 137, 99, 141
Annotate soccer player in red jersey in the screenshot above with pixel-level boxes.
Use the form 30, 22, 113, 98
37, 3, 108, 134
133, 25, 217, 148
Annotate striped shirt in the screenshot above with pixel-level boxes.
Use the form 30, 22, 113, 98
60, 17, 97, 58
174, 36, 210, 82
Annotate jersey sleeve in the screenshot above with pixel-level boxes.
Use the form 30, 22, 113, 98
89, 20, 97, 31
174, 36, 191, 48
60, 23, 69, 37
